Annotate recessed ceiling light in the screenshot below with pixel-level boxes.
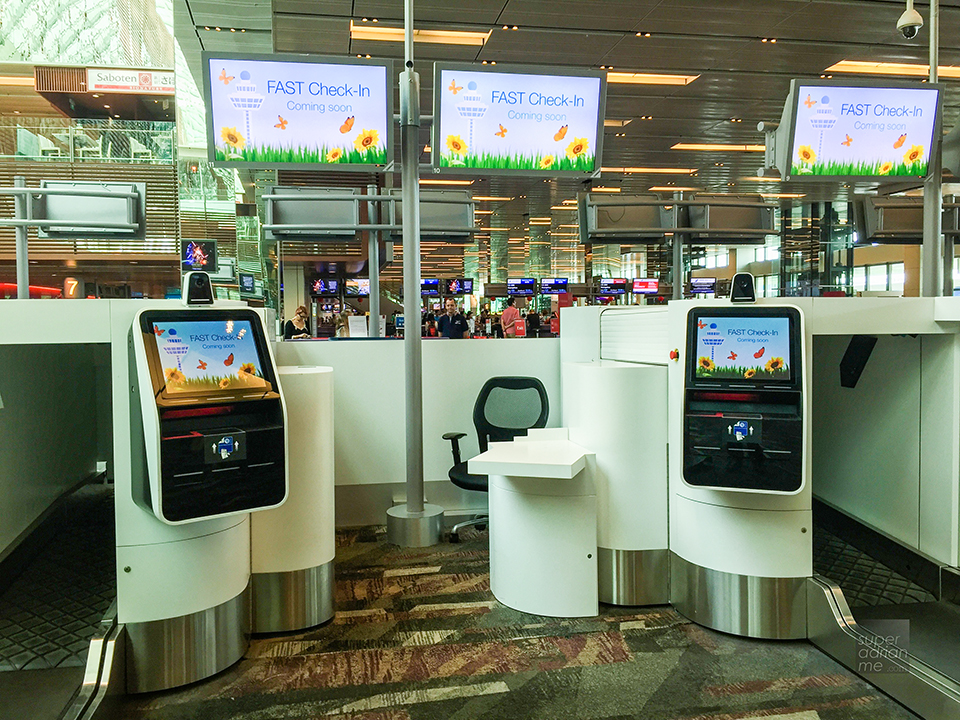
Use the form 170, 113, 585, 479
824, 59, 960, 79
420, 179, 473, 185
104, 104, 110, 108
672, 143, 765, 152
635, 32, 651, 37
607, 72, 699, 86
649, 186, 701, 191
350, 21, 490, 46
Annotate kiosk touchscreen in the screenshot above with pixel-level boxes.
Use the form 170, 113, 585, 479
132, 308, 287, 523
682, 306, 803, 493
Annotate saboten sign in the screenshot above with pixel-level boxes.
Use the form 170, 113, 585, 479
86, 68, 175, 95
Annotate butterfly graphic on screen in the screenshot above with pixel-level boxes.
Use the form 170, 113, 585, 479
804, 94, 816, 109
339, 116, 355, 133
218, 69, 234, 85
197, 360, 207, 370
495, 124, 508, 138
893, 133, 907, 149
224, 353, 234, 366
697, 320, 707, 329
554, 125, 568, 141
448, 79, 462, 95
728, 352, 737, 361
841, 134, 853, 147
275, 116, 288, 130
153, 326, 165, 336
754, 346, 765, 359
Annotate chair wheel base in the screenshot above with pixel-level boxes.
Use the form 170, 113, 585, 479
449, 533, 460, 543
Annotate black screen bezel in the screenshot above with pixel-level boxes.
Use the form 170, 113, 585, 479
686, 306, 801, 390
507, 278, 536, 296
540, 278, 568, 294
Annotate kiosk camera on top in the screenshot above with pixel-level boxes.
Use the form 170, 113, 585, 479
132, 271, 288, 524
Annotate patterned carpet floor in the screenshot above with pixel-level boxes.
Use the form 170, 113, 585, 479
113, 526, 918, 720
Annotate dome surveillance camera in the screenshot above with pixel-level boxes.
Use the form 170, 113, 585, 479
897, 6, 923, 39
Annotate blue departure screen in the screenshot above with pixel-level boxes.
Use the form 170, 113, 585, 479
694, 316, 791, 381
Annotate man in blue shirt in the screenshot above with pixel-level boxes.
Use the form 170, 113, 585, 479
438, 298, 470, 339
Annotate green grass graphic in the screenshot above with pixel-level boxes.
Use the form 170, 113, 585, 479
215, 144, 388, 165
791, 159, 926, 177
167, 371, 266, 392
439, 151, 595, 172
695, 363, 789, 381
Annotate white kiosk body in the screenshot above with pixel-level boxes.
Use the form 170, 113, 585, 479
124, 304, 288, 692
669, 300, 810, 639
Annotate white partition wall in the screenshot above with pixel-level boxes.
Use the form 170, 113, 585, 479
274, 338, 562, 526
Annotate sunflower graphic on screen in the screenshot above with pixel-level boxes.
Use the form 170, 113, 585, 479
540, 155, 555, 169
326, 148, 343, 163
565, 137, 589, 160
698, 356, 715, 372
220, 127, 245, 150
903, 145, 924, 164
796, 145, 816, 164
354, 129, 379, 152
446, 134, 468, 155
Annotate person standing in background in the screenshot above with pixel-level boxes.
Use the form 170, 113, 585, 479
500, 297, 521, 338
438, 298, 470, 339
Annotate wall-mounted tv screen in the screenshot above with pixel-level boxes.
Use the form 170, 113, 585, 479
598, 278, 627, 295
507, 278, 536, 296
540, 278, 568, 294
182, 239, 218, 272
689, 311, 796, 384
344, 278, 370, 297
239, 272, 256, 293
310, 278, 339, 296
203, 52, 391, 170
633, 278, 659, 294
690, 277, 717, 294
433, 63, 605, 176
445, 278, 474, 295
421, 278, 440, 297
785, 79, 941, 181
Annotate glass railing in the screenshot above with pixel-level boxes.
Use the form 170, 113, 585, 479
4, 119, 175, 164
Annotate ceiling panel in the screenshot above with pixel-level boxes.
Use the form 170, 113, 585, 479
200, 29, 273, 53
353, 0, 506, 24
479, 29, 621, 67
272, 0, 351, 15
499, 0, 661, 32
273, 16, 350, 54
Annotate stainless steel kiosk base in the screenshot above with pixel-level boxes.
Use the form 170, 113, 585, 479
670, 553, 807, 640
598, 548, 670, 606
124, 587, 250, 694
252, 560, 335, 633
386, 503, 444, 547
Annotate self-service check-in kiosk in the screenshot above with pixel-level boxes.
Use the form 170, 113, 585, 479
682, 306, 803, 494
132, 307, 287, 523
670, 301, 810, 640
123, 291, 288, 693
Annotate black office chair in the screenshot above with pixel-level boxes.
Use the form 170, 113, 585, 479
442, 376, 550, 542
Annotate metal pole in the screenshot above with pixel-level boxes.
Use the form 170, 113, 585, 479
386, 0, 443, 546
14, 176, 28, 299
922, 0, 943, 297
672, 192, 683, 301
367, 184, 381, 336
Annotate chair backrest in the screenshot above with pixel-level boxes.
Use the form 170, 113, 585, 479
473, 376, 549, 452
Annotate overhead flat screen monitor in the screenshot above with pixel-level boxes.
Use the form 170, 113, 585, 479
310, 278, 339, 296
690, 277, 717, 294
139, 310, 279, 405
344, 278, 370, 297
598, 278, 627, 295
445, 278, 473, 295
540, 278, 568, 294
182, 240, 217, 272
687, 308, 800, 386
238, 272, 256, 293
421, 278, 440, 297
203, 52, 391, 170
785, 79, 941, 181
507, 278, 536, 296
633, 278, 659, 294
433, 63, 605, 176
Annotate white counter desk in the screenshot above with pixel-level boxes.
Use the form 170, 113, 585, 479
469, 429, 598, 618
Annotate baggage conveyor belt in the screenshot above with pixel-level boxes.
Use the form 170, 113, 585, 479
0, 483, 117, 720
809, 510, 960, 719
